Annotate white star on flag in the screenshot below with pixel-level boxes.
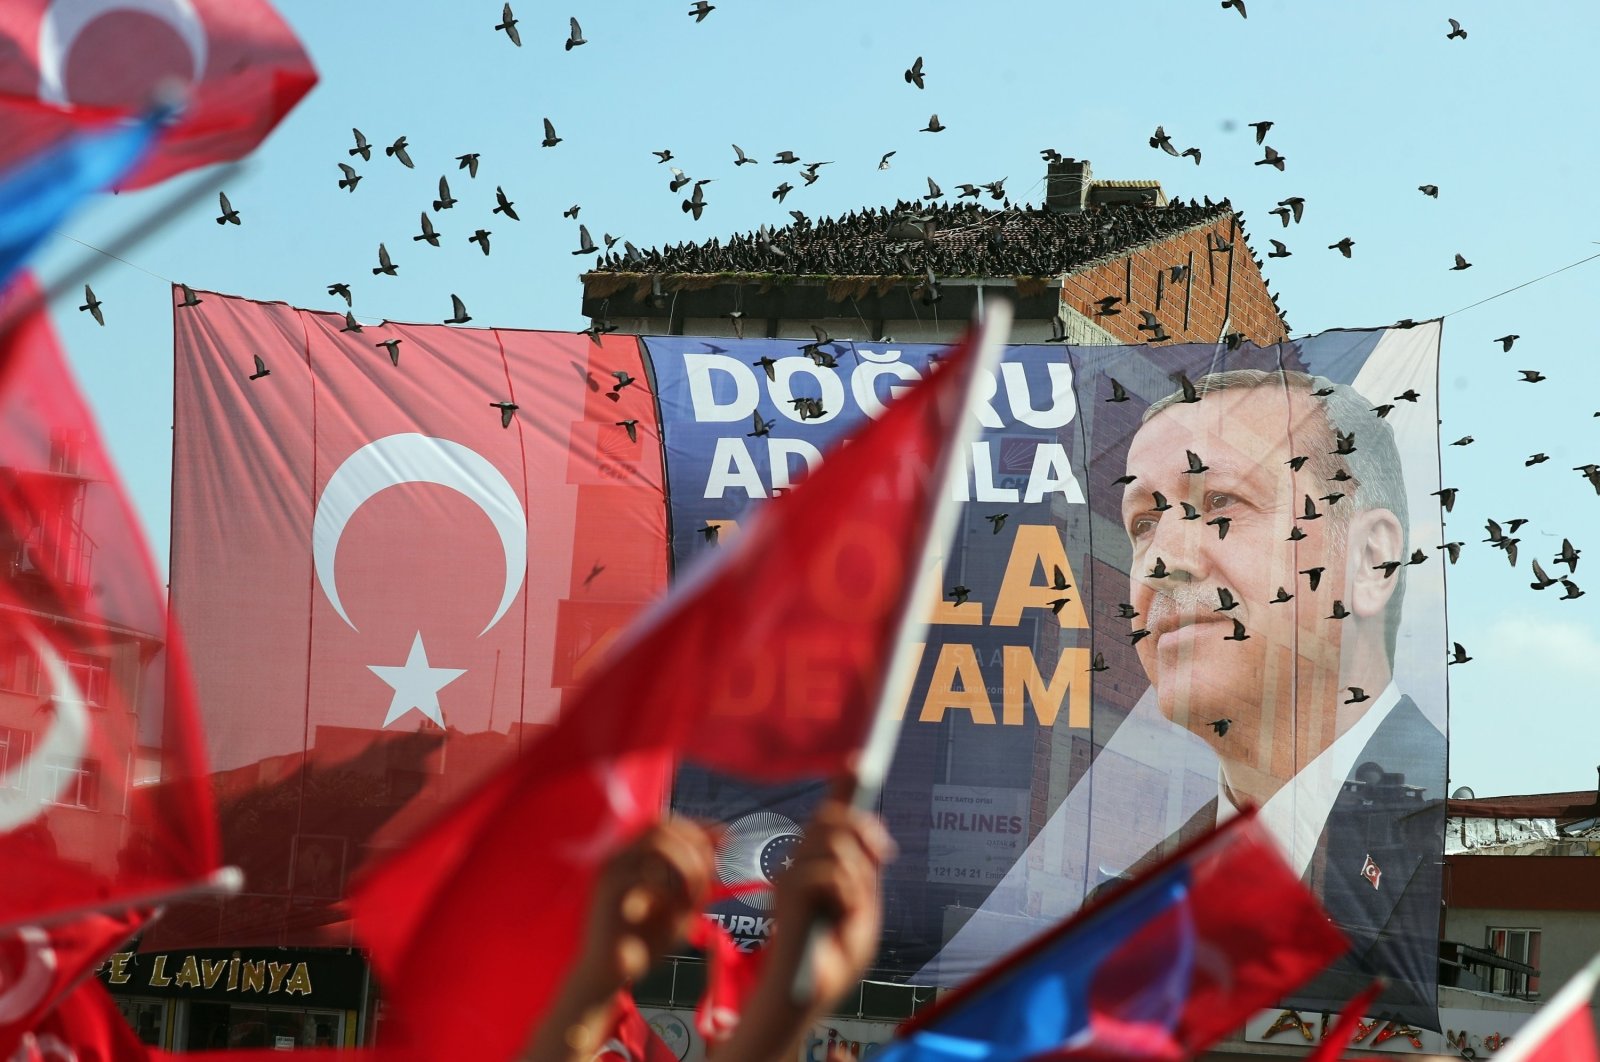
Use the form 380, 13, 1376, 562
368, 632, 466, 728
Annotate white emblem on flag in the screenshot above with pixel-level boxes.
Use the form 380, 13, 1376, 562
1360, 853, 1382, 890
313, 433, 527, 636
38, 0, 209, 106
0, 927, 58, 1025
0, 629, 92, 832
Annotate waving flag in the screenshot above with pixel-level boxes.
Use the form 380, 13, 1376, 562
0, 276, 217, 928
0, 109, 161, 294
0, 911, 142, 1059
348, 316, 999, 1062
0, 0, 315, 186
1489, 954, 1600, 1062
875, 811, 1348, 1062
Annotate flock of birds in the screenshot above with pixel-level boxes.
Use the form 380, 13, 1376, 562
65, 4, 1590, 733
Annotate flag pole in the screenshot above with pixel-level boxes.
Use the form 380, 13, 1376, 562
0, 865, 243, 934
791, 298, 1014, 1003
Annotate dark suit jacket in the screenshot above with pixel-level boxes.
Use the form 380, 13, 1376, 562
1144, 696, 1446, 1030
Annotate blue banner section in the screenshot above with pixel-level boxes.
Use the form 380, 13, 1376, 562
643, 327, 1446, 1026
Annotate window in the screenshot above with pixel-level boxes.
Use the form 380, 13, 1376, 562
1487, 927, 1541, 997
42, 757, 99, 810
0, 726, 26, 790
64, 651, 110, 707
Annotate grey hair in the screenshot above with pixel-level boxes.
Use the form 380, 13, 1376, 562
1143, 368, 1409, 662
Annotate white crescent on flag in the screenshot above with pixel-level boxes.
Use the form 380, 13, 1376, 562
0, 629, 92, 832
37, 0, 208, 106
312, 433, 527, 637
0, 927, 57, 1026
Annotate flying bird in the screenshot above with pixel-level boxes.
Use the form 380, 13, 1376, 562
925, 176, 943, 200
1278, 196, 1305, 222
1207, 718, 1232, 736
1495, 335, 1519, 352
1519, 369, 1546, 383
469, 229, 492, 255
1271, 587, 1293, 603
491, 401, 518, 428
747, 412, 771, 438
1148, 557, 1170, 579
1149, 125, 1179, 156
542, 118, 562, 148
328, 282, 351, 305
1329, 237, 1355, 257
608, 370, 636, 399
1300, 566, 1325, 591
1448, 643, 1471, 665
248, 354, 270, 381
1094, 295, 1122, 317
1530, 559, 1558, 590
1215, 588, 1238, 612
372, 243, 397, 276
1556, 538, 1581, 572
773, 150, 800, 164
413, 212, 440, 246
878, 151, 896, 170
1184, 450, 1208, 475
386, 136, 413, 168
494, 186, 520, 220
985, 513, 1009, 535
457, 153, 481, 177
949, 585, 971, 606
682, 182, 707, 220
566, 16, 586, 49
699, 524, 721, 546
732, 144, 757, 166
178, 283, 202, 307
434, 176, 456, 211
1249, 120, 1272, 143
1207, 516, 1231, 540
1576, 464, 1600, 495
215, 192, 240, 225
905, 56, 925, 88
1446, 17, 1467, 40
1451, 253, 1472, 271
615, 419, 640, 443
337, 163, 361, 192
496, 3, 520, 45
1419, 184, 1439, 197
1107, 377, 1129, 402
1221, 0, 1246, 17
1130, 628, 1151, 645
376, 338, 401, 366
1180, 147, 1202, 165
1345, 687, 1369, 704
1256, 146, 1286, 171
349, 128, 371, 160
1440, 541, 1463, 564
688, 1, 715, 21
1268, 239, 1291, 258
78, 285, 103, 325
444, 294, 471, 324
341, 311, 362, 333
1433, 488, 1458, 512
573, 224, 597, 256
1225, 618, 1249, 641
1560, 579, 1585, 600
921, 114, 945, 133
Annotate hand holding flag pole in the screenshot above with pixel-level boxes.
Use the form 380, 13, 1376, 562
787, 300, 1014, 1007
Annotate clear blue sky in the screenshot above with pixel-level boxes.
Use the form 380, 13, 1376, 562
33, 0, 1600, 798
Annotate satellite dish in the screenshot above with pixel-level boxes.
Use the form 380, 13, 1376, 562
1451, 786, 1476, 800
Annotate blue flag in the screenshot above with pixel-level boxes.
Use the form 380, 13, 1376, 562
876, 867, 1196, 1062
0, 112, 163, 292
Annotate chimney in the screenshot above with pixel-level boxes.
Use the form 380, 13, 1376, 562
1046, 158, 1092, 213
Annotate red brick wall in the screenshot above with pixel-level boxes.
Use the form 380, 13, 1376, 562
1058, 213, 1287, 347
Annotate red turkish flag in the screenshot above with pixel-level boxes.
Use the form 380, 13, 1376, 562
0, 276, 217, 927
347, 322, 989, 1062
0, 911, 142, 1059
1489, 955, 1600, 1062
0, 0, 315, 186
595, 994, 681, 1062
9, 977, 146, 1062
163, 291, 668, 949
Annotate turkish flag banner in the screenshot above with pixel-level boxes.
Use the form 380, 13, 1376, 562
163, 290, 669, 948
8, 977, 147, 1062
0, 911, 143, 1060
0, 0, 316, 186
0, 276, 217, 927
347, 323, 986, 1062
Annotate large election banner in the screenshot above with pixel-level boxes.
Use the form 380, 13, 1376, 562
169, 291, 1446, 1025
647, 325, 1447, 1028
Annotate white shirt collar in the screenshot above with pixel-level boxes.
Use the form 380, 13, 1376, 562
1215, 682, 1402, 879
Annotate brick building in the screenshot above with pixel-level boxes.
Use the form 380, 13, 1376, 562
580, 157, 1289, 348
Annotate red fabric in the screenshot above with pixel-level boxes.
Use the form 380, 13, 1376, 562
0, 912, 143, 1059
10, 978, 146, 1062
161, 294, 669, 949
0, 277, 217, 927
1306, 981, 1385, 1062
1162, 814, 1351, 1053
687, 919, 762, 1047
595, 994, 680, 1062
348, 324, 985, 1062
1494, 963, 1600, 1062
0, 1, 315, 187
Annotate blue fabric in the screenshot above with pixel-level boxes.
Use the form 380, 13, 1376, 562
0, 112, 162, 291
877, 868, 1194, 1062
